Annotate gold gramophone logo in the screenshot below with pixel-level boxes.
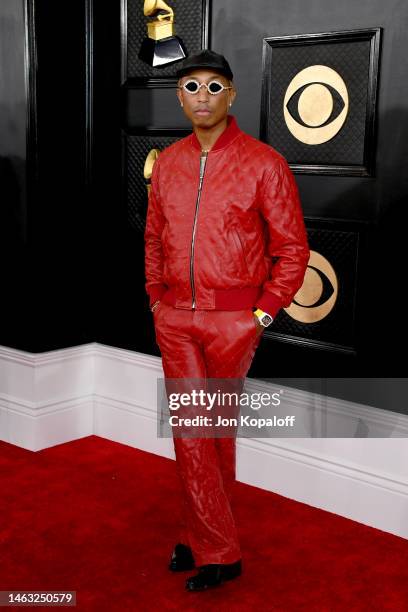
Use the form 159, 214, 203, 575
144, 148, 160, 195
283, 65, 349, 145
284, 250, 338, 323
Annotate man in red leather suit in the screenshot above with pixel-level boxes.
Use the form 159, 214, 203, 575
144, 50, 310, 591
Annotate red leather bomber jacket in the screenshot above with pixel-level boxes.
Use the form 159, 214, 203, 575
144, 114, 310, 318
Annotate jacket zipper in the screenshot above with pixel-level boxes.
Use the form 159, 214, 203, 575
190, 150, 208, 309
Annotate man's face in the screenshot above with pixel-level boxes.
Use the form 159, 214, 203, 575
176, 69, 236, 129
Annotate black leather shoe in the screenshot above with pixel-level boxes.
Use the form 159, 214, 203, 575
169, 543, 195, 572
185, 560, 242, 591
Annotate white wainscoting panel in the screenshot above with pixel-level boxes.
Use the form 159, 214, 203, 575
0, 343, 407, 539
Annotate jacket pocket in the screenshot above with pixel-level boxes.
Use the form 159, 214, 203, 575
231, 228, 250, 278
161, 223, 169, 255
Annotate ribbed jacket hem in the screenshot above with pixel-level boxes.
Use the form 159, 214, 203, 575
154, 286, 283, 316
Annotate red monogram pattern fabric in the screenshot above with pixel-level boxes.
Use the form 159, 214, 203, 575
144, 114, 309, 567
145, 114, 310, 318
153, 301, 263, 565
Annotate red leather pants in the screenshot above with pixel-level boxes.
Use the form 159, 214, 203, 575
153, 301, 262, 567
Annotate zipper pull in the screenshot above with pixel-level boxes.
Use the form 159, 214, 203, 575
199, 150, 208, 180
200, 151, 208, 181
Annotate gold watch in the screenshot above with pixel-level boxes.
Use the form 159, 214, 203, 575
253, 308, 273, 327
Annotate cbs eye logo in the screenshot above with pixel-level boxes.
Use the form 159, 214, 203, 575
284, 250, 338, 323
283, 65, 349, 145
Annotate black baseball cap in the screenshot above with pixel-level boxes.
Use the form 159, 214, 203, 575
176, 49, 233, 81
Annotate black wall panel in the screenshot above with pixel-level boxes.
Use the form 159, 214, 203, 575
1, 0, 94, 351
268, 222, 360, 353
126, 135, 180, 232
0, 0, 29, 350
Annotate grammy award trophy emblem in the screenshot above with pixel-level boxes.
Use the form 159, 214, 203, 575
138, 0, 187, 68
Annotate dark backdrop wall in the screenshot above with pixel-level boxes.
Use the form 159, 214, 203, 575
1, 0, 29, 348
1, 1, 407, 411
1, 0, 93, 351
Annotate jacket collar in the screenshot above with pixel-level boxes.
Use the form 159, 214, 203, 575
190, 114, 241, 152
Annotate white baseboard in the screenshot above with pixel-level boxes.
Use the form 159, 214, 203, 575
1, 342, 407, 540
0, 344, 95, 451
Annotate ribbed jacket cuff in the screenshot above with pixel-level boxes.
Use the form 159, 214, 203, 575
254, 291, 284, 319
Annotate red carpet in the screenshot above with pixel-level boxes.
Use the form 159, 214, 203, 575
1, 435, 407, 611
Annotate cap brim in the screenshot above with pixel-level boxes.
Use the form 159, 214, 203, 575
176, 65, 232, 80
